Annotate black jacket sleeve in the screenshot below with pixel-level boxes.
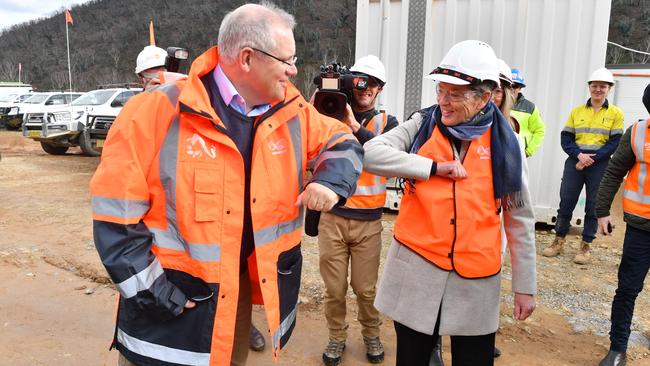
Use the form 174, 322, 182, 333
595, 127, 636, 217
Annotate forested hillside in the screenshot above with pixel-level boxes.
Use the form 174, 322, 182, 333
607, 0, 650, 64
0, 0, 647, 93
0, 0, 356, 94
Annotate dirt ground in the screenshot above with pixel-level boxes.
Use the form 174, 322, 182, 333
1, 129, 650, 365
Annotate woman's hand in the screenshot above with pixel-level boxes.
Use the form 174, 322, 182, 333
514, 293, 535, 320
436, 160, 467, 180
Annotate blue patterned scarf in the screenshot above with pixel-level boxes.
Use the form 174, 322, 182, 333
409, 102, 523, 212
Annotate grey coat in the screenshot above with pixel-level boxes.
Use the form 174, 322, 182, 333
363, 112, 537, 335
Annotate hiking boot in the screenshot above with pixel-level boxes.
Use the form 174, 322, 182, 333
363, 336, 385, 364
599, 350, 627, 366
429, 336, 444, 366
542, 236, 565, 257
322, 340, 346, 366
573, 241, 591, 264
249, 325, 265, 352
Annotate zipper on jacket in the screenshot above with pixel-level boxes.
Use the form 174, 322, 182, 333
449, 138, 459, 264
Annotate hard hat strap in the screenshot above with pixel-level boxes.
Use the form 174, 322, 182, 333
430, 67, 479, 84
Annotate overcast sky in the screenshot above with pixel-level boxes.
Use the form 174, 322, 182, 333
0, 0, 94, 32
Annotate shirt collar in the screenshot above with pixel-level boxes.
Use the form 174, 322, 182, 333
586, 98, 609, 109
213, 65, 271, 117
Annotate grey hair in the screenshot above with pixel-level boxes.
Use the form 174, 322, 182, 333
218, 1, 296, 63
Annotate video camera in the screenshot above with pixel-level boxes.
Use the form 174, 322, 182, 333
313, 62, 368, 120
164, 47, 189, 73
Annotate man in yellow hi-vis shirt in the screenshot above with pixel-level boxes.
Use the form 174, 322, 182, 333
543, 68, 624, 264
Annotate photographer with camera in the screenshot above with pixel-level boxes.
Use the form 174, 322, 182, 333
315, 55, 398, 366
135, 45, 189, 90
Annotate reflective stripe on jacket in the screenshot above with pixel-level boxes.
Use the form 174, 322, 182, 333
623, 119, 650, 219
562, 102, 624, 151
393, 125, 502, 279
90, 46, 362, 366
344, 112, 387, 209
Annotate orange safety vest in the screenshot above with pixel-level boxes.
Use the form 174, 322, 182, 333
90, 46, 358, 366
345, 112, 388, 209
623, 119, 650, 218
393, 125, 502, 279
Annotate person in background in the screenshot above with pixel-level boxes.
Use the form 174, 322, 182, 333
134, 45, 168, 90
510, 68, 546, 157
363, 40, 536, 366
91, 2, 362, 365
318, 55, 399, 366
543, 68, 624, 265
594, 83, 650, 366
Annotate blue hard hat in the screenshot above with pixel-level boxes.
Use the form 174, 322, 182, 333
511, 68, 526, 87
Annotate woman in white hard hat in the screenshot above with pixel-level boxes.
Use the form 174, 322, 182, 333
363, 40, 536, 366
543, 67, 624, 265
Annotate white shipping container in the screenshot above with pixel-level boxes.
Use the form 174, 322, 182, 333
359, 0, 614, 225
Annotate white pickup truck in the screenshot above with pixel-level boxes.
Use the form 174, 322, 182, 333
81, 88, 140, 156
0, 93, 33, 128
22, 88, 137, 155
7, 92, 81, 131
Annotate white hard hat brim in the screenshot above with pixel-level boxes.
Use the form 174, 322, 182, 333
425, 73, 471, 85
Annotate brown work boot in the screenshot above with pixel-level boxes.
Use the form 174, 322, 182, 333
363, 336, 385, 364
573, 241, 591, 264
322, 339, 346, 366
542, 236, 565, 257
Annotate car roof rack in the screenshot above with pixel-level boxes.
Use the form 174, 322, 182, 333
96, 83, 142, 90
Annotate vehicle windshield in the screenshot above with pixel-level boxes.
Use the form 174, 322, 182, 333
24, 94, 49, 104
18, 94, 33, 102
0, 94, 18, 102
72, 90, 116, 106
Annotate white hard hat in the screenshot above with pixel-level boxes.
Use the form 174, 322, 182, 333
426, 40, 500, 86
497, 59, 513, 87
350, 55, 387, 85
587, 67, 614, 85
135, 45, 167, 75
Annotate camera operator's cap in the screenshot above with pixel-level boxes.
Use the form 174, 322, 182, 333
497, 59, 513, 87
425, 40, 500, 85
135, 45, 167, 74
350, 55, 387, 86
511, 68, 526, 87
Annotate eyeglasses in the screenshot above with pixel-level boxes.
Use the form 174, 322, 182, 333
435, 84, 473, 103
250, 47, 297, 67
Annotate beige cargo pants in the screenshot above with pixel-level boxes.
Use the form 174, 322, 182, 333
318, 212, 383, 342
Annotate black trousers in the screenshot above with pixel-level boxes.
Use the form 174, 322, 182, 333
394, 321, 495, 366
609, 225, 650, 352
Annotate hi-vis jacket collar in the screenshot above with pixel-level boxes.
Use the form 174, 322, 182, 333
178, 46, 302, 123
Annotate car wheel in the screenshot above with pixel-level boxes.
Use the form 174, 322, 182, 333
40, 142, 69, 155
79, 129, 101, 157
5, 117, 22, 130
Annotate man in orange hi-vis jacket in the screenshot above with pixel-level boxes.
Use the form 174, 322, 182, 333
89, 2, 363, 366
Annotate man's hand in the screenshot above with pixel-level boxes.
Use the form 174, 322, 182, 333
575, 161, 586, 171
435, 160, 468, 180
514, 293, 535, 321
176, 299, 195, 315
577, 153, 596, 167
598, 216, 614, 235
295, 183, 339, 212
342, 104, 361, 133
